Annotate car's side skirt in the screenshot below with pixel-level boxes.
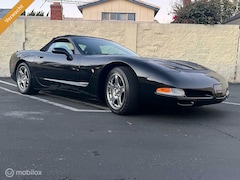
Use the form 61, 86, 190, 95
43, 78, 89, 87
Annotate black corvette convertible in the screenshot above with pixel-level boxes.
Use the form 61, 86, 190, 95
10, 35, 229, 114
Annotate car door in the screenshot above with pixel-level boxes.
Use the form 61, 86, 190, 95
35, 39, 82, 89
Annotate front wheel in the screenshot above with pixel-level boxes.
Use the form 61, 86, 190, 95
105, 66, 139, 115
16, 62, 38, 94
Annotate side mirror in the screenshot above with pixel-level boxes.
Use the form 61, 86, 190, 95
52, 48, 73, 60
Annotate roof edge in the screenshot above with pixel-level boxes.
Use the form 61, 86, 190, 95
78, 0, 106, 13
78, 0, 160, 14
223, 13, 240, 24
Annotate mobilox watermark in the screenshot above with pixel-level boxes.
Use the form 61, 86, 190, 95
5, 168, 42, 178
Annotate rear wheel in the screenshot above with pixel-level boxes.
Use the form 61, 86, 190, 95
105, 66, 139, 115
16, 62, 38, 94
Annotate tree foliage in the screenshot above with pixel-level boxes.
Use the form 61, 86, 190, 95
21, 11, 26, 16
27, 10, 46, 16
173, 0, 240, 24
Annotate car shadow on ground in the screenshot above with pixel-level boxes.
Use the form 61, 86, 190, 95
35, 89, 229, 125
135, 104, 229, 125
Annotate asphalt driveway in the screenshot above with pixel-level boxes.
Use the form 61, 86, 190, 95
0, 78, 240, 180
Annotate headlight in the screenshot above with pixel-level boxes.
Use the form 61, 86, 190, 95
155, 87, 185, 97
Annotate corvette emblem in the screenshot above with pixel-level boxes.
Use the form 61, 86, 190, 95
214, 84, 223, 94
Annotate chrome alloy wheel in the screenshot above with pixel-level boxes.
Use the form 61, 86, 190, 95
17, 65, 30, 92
106, 73, 126, 110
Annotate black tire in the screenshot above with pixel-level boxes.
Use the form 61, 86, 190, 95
16, 62, 38, 94
105, 66, 139, 115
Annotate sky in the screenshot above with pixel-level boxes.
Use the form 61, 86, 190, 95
0, 0, 179, 23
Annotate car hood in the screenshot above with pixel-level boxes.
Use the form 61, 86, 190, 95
132, 57, 228, 90
142, 57, 209, 72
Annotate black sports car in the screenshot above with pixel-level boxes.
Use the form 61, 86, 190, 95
10, 35, 229, 114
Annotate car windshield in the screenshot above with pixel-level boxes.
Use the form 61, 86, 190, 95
73, 37, 138, 56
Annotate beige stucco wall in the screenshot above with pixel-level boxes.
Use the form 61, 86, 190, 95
0, 17, 239, 83
137, 23, 240, 82
0, 19, 25, 77
81, 0, 156, 21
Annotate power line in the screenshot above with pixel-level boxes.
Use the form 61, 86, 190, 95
43, 0, 90, 5
40, 0, 90, 9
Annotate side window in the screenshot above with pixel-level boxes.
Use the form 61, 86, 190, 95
78, 44, 87, 52
78, 43, 102, 55
47, 41, 75, 54
100, 45, 126, 55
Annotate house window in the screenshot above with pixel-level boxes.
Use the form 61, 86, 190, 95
119, 13, 127, 20
128, 13, 135, 21
102, 12, 136, 21
110, 13, 117, 20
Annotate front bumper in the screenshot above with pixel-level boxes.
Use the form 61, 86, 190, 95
154, 89, 229, 107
